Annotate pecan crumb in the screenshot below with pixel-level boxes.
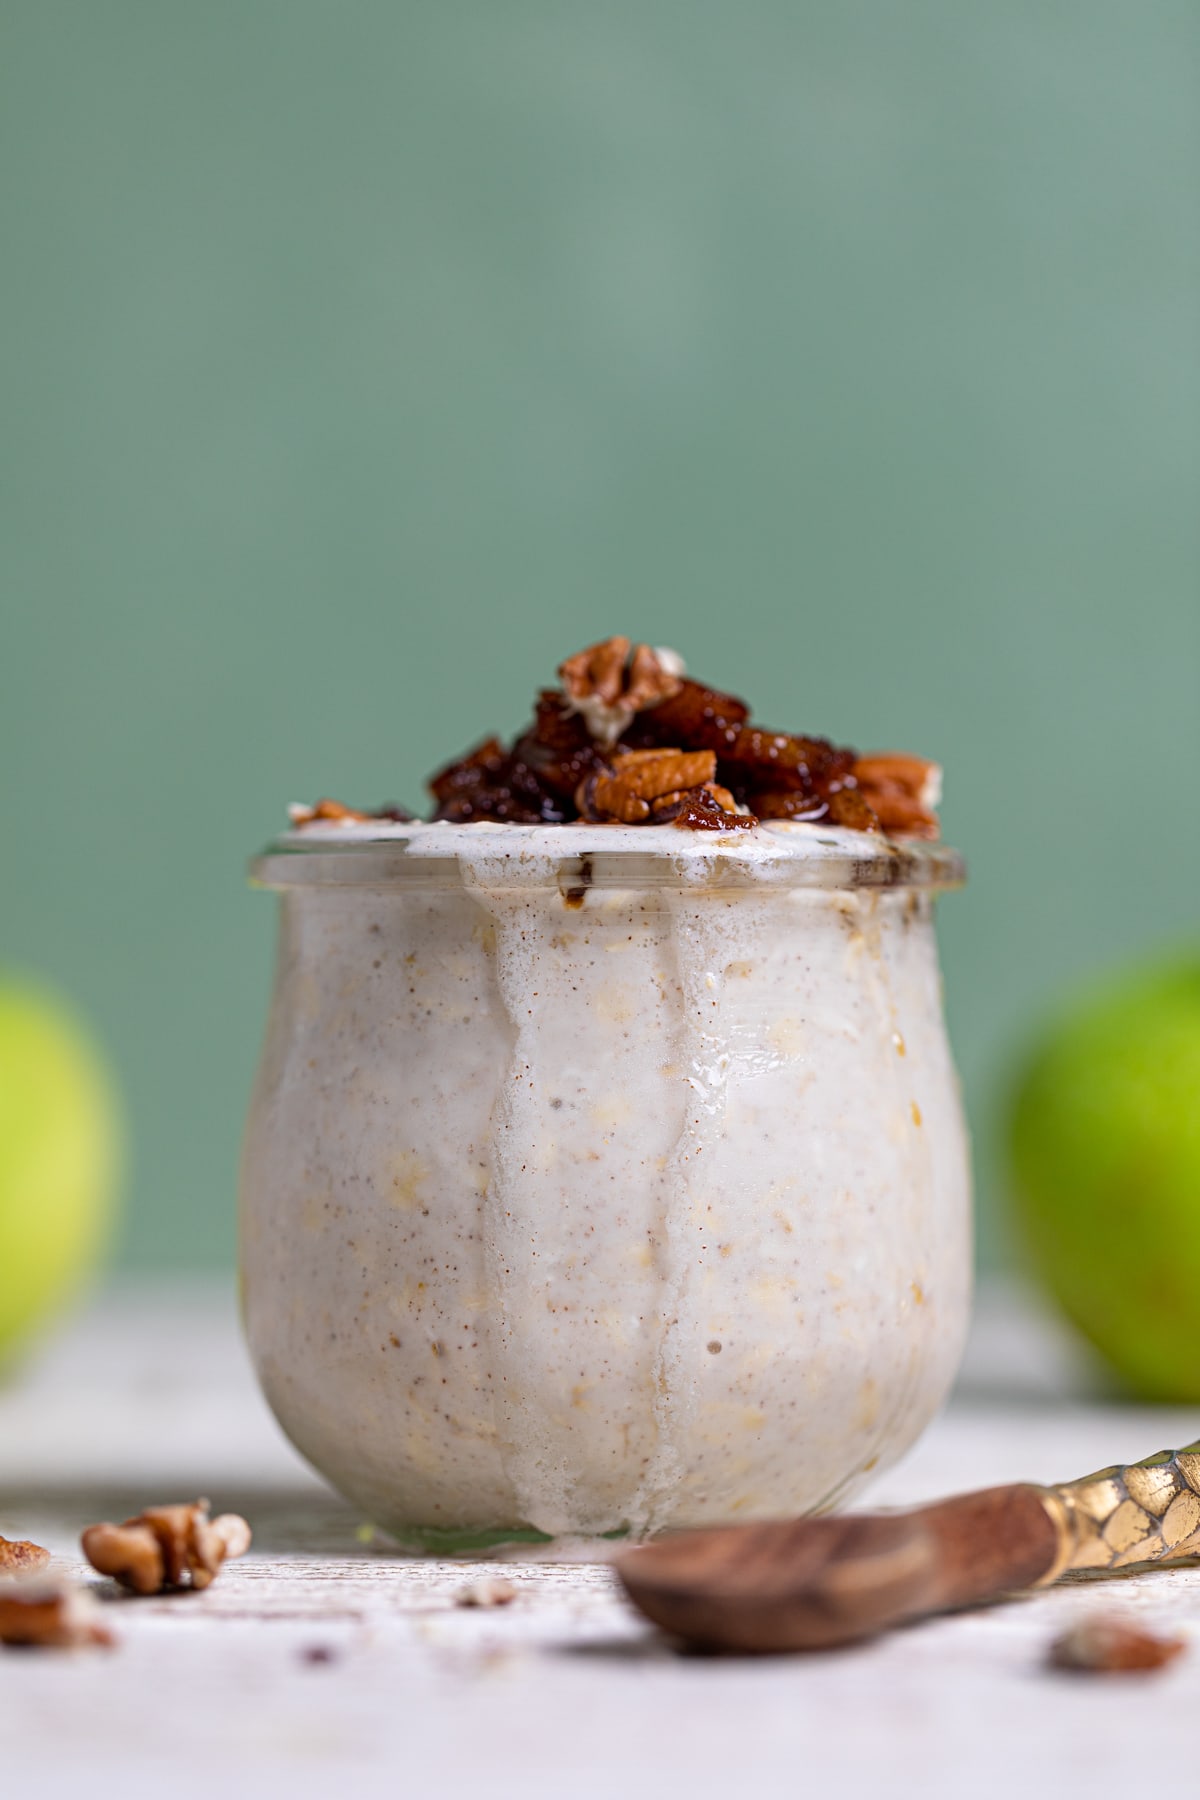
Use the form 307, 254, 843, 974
1048, 1617, 1185, 1674
289, 798, 373, 828
81, 1500, 251, 1595
0, 1536, 51, 1574
576, 748, 718, 823
454, 1576, 518, 1609
0, 1575, 114, 1650
559, 638, 684, 746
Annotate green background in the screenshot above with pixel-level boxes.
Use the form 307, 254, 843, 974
4, 3, 1197, 1272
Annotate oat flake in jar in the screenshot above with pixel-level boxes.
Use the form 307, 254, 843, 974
239, 641, 971, 1550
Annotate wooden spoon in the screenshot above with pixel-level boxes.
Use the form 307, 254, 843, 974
616, 1439, 1200, 1653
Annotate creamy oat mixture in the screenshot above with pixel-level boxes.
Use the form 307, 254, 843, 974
241, 820, 970, 1543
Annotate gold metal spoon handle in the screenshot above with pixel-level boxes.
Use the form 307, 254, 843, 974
1038, 1440, 1200, 1582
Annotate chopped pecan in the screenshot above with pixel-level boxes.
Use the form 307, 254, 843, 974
82, 1500, 251, 1595
854, 752, 942, 808
576, 749, 717, 823
0, 1536, 50, 1574
576, 771, 649, 823
0, 1574, 114, 1650
560, 635, 629, 707
625, 644, 684, 712
612, 748, 717, 797
852, 752, 941, 839
289, 797, 372, 827
1049, 1617, 1185, 1674
826, 788, 882, 832
558, 638, 684, 745
865, 793, 938, 838
289, 798, 414, 828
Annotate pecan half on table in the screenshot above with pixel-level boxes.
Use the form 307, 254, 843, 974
82, 1499, 252, 1595
0, 1575, 114, 1650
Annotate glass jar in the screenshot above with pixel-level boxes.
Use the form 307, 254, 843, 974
240, 823, 970, 1550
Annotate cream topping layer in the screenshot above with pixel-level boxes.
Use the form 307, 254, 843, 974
278, 818, 951, 866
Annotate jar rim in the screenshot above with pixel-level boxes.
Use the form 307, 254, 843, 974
249, 821, 966, 893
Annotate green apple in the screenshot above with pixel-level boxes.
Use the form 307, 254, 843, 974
0, 975, 121, 1365
1008, 952, 1200, 1401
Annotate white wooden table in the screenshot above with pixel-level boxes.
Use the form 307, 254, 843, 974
2, 1280, 1198, 1799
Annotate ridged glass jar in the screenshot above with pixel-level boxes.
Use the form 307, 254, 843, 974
240, 823, 970, 1550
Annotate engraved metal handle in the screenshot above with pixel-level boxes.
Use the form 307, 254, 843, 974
1038, 1442, 1200, 1583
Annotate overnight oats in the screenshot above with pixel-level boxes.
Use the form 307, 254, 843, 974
241, 639, 970, 1548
